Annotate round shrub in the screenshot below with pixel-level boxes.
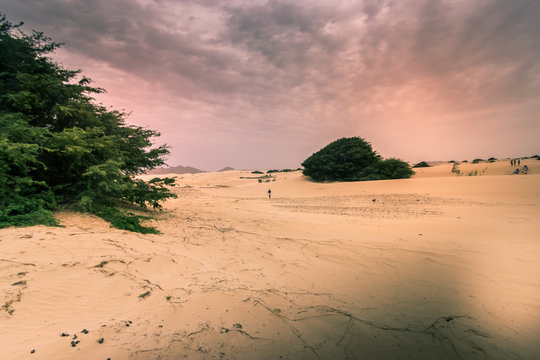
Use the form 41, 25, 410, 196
413, 161, 430, 168
373, 158, 415, 180
301, 137, 413, 181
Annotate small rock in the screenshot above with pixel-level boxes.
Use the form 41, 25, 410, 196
61, 332, 69, 337
139, 291, 151, 299
98, 338, 104, 344
30, 349, 35, 354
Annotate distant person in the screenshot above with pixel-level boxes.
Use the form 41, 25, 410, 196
523, 165, 528, 174
513, 168, 520, 174
518, 159, 521, 166
268, 189, 272, 200
510, 159, 514, 166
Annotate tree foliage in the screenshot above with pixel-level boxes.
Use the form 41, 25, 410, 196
0, 15, 176, 232
301, 137, 414, 181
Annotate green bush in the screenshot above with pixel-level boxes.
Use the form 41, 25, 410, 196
0, 15, 176, 232
488, 157, 497, 163
301, 137, 413, 182
413, 161, 430, 168
472, 159, 484, 164
267, 168, 293, 173
372, 158, 416, 180
251, 170, 263, 174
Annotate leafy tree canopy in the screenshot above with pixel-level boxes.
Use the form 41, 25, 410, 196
0, 14, 176, 233
301, 137, 414, 181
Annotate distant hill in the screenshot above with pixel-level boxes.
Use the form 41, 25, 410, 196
148, 165, 205, 175
218, 167, 235, 172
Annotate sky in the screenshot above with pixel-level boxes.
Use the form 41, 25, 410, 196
2, 0, 540, 171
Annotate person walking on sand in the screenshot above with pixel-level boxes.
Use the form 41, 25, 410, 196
518, 159, 521, 166
510, 159, 514, 166
268, 189, 272, 200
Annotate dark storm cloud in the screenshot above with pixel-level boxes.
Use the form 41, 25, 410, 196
4, 0, 539, 106
2, 0, 539, 168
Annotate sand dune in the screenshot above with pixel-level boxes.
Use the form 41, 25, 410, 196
1, 160, 539, 359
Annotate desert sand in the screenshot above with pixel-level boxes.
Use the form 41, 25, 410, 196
1, 160, 539, 359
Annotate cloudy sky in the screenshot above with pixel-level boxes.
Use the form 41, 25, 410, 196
3, 0, 540, 170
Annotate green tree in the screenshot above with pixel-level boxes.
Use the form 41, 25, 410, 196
301, 137, 413, 181
0, 14, 175, 232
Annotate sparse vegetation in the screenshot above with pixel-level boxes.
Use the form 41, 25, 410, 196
488, 157, 497, 162
267, 169, 295, 174
251, 171, 263, 174
451, 163, 461, 176
301, 137, 413, 181
472, 159, 484, 164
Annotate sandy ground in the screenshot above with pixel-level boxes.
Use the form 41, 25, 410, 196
1, 160, 539, 359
